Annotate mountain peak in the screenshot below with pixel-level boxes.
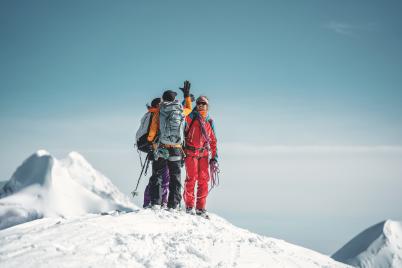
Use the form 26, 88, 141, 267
35, 149, 51, 157
0, 210, 350, 268
0, 150, 136, 230
67, 151, 87, 161
332, 219, 402, 267
383, 219, 402, 241
64, 151, 92, 169
1, 150, 55, 196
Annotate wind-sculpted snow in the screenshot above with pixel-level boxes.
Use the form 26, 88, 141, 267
0, 209, 351, 268
332, 220, 402, 268
0, 150, 136, 230
0, 150, 53, 195
0, 150, 353, 267
62, 151, 132, 206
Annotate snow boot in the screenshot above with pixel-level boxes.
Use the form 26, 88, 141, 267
168, 207, 178, 212
196, 209, 210, 219
186, 207, 195, 215
151, 204, 161, 210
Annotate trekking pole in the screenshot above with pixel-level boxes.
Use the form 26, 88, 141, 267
131, 153, 150, 197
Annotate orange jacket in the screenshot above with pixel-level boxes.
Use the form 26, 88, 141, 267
148, 107, 159, 114
147, 107, 159, 130
147, 96, 192, 143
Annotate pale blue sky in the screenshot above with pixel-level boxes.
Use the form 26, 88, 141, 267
1, 0, 402, 255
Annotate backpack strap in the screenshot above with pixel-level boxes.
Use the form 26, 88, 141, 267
185, 114, 197, 137
185, 113, 214, 137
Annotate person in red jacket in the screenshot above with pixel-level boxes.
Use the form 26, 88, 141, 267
183, 96, 218, 218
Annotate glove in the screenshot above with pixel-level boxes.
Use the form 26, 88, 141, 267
146, 151, 154, 161
209, 158, 218, 165
144, 141, 153, 154
179, 80, 191, 97
190, 93, 195, 103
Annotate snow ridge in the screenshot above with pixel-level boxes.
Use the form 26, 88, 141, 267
0, 150, 136, 230
0, 150, 54, 196
0, 150, 354, 267
0, 210, 351, 268
332, 220, 402, 268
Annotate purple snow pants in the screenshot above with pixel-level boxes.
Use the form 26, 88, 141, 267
143, 165, 169, 207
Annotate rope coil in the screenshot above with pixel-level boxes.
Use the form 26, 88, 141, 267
209, 160, 220, 192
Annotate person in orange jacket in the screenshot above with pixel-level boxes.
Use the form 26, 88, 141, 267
147, 81, 193, 210
142, 98, 170, 209
183, 96, 218, 218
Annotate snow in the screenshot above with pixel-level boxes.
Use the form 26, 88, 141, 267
0, 150, 136, 230
0, 150, 352, 267
0, 209, 351, 268
332, 220, 402, 268
36, 149, 51, 157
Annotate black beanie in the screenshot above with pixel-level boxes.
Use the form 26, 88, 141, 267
151, 98, 161, 108
162, 90, 177, 102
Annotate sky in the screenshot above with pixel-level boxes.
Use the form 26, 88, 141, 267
1, 0, 402, 255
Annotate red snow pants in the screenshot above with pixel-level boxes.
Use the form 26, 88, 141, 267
183, 156, 210, 210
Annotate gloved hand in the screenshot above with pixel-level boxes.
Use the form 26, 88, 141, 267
142, 141, 153, 154
179, 80, 191, 97
209, 158, 218, 165
146, 151, 154, 161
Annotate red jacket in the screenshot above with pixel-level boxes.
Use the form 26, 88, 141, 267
184, 110, 218, 159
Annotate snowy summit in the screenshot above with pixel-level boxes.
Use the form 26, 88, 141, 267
332, 220, 402, 268
0, 150, 136, 230
0, 150, 351, 267
0, 209, 350, 267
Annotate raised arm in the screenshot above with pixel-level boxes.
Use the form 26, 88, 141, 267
180, 80, 193, 116
183, 96, 192, 116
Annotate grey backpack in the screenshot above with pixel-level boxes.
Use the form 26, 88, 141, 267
135, 112, 153, 153
159, 100, 185, 145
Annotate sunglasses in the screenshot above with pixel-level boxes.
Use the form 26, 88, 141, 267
197, 102, 207, 106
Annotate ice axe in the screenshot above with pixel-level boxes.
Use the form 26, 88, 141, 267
131, 153, 151, 197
